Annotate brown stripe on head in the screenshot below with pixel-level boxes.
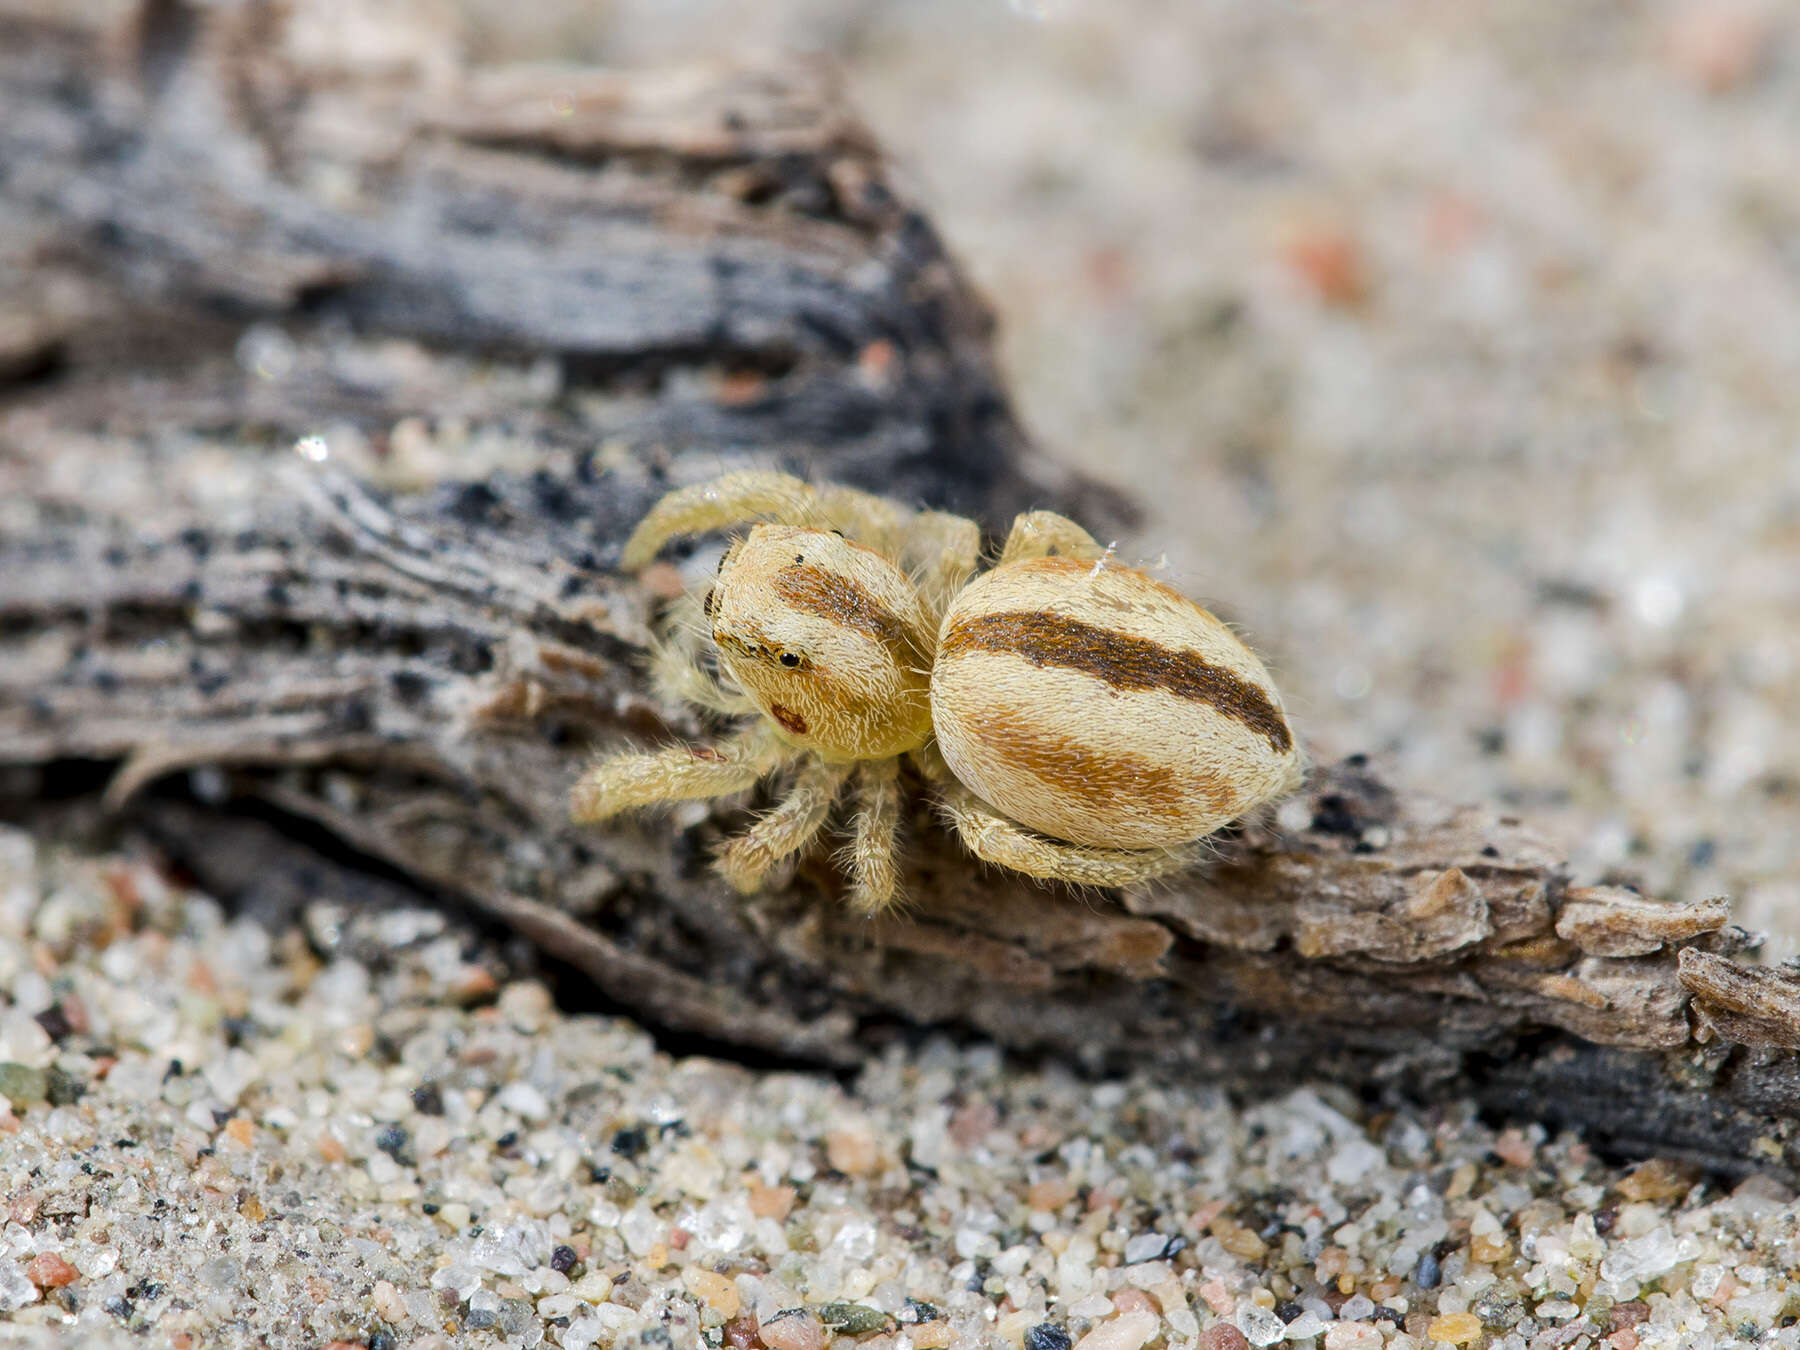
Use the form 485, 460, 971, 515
774, 565, 932, 671
939, 611, 1293, 754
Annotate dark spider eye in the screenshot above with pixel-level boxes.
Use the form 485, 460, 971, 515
794, 554, 805, 564
779, 652, 800, 668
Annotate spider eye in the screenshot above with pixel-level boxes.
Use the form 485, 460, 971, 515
779, 652, 800, 668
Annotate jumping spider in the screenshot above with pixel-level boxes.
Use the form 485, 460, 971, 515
571, 471, 1302, 913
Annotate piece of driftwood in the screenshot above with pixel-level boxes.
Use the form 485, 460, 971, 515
5, 0, 1800, 1181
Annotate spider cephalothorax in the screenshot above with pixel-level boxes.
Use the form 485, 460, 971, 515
571, 471, 1303, 913
704, 525, 935, 761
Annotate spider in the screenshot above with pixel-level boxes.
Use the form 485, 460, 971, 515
571, 471, 1303, 913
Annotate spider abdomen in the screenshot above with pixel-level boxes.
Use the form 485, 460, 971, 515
930, 556, 1299, 850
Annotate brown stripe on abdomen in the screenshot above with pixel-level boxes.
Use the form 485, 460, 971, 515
938, 610, 1293, 754
774, 565, 931, 670
964, 704, 1234, 821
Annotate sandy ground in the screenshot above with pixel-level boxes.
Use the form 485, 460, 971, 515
5, 1, 1800, 1347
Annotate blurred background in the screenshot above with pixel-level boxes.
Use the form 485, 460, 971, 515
445, 0, 1800, 940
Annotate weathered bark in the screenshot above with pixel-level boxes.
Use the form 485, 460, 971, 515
5, 0, 1800, 1181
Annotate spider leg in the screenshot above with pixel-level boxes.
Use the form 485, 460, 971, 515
809, 480, 916, 556
570, 723, 787, 823
648, 590, 757, 718
716, 756, 855, 893
998, 510, 1108, 566
622, 470, 911, 567
938, 781, 1194, 888
624, 471, 817, 567
841, 757, 903, 913
902, 510, 983, 619
909, 739, 955, 786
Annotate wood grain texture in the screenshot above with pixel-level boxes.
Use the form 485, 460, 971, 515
5, 0, 1800, 1181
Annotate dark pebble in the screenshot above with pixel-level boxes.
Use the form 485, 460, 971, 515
375, 1124, 410, 1161
904, 1299, 942, 1324
1024, 1323, 1072, 1350
1415, 1250, 1441, 1288
1310, 795, 1359, 834
33, 1005, 74, 1042
551, 1245, 578, 1273
46, 1066, 86, 1106
611, 1126, 649, 1158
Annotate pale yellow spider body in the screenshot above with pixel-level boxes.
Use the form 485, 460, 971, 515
932, 555, 1299, 852
706, 525, 935, 761
571, 471, 1301, 912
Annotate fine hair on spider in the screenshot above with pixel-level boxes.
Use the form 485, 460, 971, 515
571, 470, 1304, 914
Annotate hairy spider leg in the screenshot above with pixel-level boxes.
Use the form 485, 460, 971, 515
902, 510, 983, 619
841, 756, 903, 913
997, 510, 1107, 566
622, 470, 913, 568
647, 590, 758, 718
716, 756, 855, 893
570, 723, 787, 822
937, 780, 1195, 889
